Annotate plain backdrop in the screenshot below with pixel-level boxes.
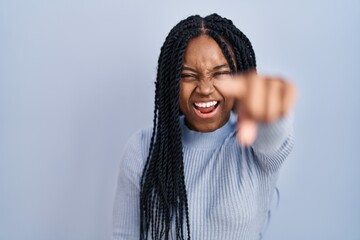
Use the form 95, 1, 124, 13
1, 0, 359, 239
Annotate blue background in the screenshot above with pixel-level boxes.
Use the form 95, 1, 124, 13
1, 0, 359, 239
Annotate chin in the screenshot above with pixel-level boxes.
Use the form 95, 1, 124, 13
189, 120, 222, 132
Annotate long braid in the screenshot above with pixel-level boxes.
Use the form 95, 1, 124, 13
169, 30, 202, 240
206, 30, 237, 72
204, 13, 257, 71
140, 14, 257, 240
140, 15, 202, 240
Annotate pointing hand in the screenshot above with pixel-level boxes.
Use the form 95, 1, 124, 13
214, 70, 297, 146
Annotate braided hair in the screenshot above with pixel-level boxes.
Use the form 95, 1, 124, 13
140, 13, 257, 240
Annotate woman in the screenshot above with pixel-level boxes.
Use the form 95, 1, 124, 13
113, 13, 297, 240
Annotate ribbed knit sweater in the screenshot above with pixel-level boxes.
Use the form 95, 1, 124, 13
113, 112, 294, 240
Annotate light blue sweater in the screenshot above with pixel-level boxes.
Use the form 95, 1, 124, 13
113, 113, 294, 240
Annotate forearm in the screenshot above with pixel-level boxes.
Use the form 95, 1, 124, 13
251, 112, 294, 172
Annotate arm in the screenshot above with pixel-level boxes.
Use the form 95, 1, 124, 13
113, 131, 145, 240
251, 113, 294, 172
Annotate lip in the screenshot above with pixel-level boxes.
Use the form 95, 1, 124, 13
192, 101, 221, 119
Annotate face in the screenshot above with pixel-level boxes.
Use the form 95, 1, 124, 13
179, 34, 236, 132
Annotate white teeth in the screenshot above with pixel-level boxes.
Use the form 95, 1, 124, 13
194, 101, 218, 108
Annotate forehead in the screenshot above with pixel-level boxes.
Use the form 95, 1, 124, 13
183, 35, 227, 69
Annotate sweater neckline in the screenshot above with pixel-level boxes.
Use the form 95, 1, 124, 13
180, 112, 236, 149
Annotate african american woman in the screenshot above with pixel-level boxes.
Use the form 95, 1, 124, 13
112, 13, 297, 240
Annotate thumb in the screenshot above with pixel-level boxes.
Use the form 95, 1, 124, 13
237, 112, 257, 147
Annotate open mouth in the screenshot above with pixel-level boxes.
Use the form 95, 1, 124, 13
193, 100, 220, 118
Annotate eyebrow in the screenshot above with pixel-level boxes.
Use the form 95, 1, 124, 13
182, 64, 229, 72
182, 66, 197, 72
212, 64, 229, 70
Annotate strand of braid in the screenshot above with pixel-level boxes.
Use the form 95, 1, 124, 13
204, 13, 257, 71
139, 13, 257, 240
140, 15, 202, 240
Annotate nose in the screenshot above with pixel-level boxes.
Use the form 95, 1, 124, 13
195, 78, 215, 96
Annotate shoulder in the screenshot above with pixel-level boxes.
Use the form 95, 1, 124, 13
122, 128, 152, 159
118, 127, 153, 185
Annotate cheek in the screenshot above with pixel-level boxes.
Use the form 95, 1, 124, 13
179, 83, 194, 111
179, 84, 189, 112
179, 96, 186, 113
225, 98, 236, 111
214, 83, 236, 110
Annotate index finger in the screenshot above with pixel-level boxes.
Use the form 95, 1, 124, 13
213, 73, 245, 99
213, 68, 256, 99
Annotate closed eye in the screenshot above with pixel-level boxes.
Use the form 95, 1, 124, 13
181, 73, 198, 80
213, 71, 231, 78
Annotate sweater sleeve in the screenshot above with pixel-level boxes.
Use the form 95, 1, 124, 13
112, 130, 146, 240
251, 113, 295, 172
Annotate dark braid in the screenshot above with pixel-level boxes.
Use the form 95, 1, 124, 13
204, 13, 257, 71
140, 13, 257, 240
206, 30, 237, 71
